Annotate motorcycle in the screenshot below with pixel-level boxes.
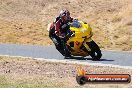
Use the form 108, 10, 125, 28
47, 20, 102, 61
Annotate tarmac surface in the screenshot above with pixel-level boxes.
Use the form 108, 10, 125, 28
0, 44, 131, 67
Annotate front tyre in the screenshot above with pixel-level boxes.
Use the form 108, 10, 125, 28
86, 40, 102, 61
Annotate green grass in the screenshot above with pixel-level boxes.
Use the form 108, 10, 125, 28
0, 76, 66, 88
0, 76, 29, 88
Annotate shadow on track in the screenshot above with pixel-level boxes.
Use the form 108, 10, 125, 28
99, 58, 114, 61
65, 56, 114, 61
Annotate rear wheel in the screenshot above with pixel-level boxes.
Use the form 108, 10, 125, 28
60, 39, 72, 58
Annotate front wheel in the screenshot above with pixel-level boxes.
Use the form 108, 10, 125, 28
86, 40, 102, 61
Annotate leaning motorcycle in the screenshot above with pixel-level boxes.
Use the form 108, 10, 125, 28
47, 20, 102, 61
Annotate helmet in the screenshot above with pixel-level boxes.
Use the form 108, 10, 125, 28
59, 9, 70, 21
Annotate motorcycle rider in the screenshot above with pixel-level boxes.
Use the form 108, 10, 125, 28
49, 9, 73, 58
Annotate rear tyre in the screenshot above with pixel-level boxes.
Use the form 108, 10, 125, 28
61, 39, 72, 59
56, 45, 65, 56
64, 48, 72, 59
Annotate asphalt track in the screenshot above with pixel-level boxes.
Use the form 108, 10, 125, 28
0, 44, 131, 67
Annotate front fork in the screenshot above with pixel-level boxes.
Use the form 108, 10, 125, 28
83, 38, 102, 60
83, 38, 92, 52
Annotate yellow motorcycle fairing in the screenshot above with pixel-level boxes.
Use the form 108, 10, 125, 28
66, 20, 93, 56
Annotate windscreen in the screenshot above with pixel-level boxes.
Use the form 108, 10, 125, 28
70, 20, 82, 28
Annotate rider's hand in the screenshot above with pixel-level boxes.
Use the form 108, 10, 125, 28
55, 31, 61, 37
